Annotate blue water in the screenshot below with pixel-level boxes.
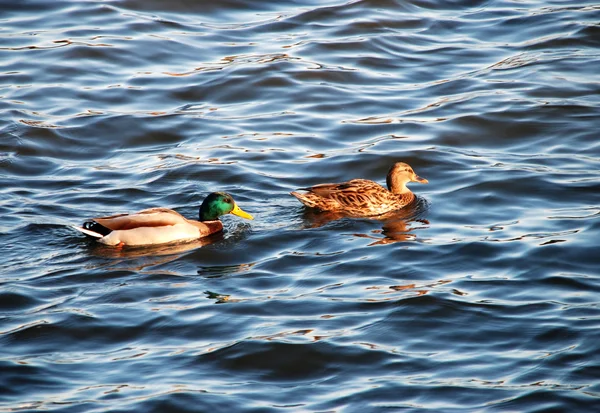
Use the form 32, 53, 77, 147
2, 0, 600, 411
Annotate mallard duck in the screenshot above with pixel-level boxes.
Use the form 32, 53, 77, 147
72, 192, 253, 246
290, 162, 428, 216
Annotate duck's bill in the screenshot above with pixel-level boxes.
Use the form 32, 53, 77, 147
231, 204, 254, 220
413, 175, 429, 184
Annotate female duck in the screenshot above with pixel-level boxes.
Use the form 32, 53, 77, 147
72, 192, 253, 246
291, 162, 427, 216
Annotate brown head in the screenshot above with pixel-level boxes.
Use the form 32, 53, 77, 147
386, 162, 428, 194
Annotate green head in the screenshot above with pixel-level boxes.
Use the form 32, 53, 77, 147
199, 192, 254, 222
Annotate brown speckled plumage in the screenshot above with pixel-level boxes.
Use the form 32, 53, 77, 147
291, 162, 428, 216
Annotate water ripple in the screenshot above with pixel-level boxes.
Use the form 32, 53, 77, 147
2, 0, 599, 411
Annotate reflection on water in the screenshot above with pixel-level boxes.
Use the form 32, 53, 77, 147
77, 234, 225, 275
357, 217, 430, 246
204, 290, 241, 304
87, 233, 223, 259
300, 197, 430, 245
198, 262, 256, 278
366, 279, 453, 299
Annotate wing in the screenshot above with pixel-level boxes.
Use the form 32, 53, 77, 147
93, 208, 188, 231
309, 179, 390, 208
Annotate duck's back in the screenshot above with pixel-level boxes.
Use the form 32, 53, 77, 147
93, 208, 187, 230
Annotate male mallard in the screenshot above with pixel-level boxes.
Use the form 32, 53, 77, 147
290, 162, 428, 216
72, 192, 253, 246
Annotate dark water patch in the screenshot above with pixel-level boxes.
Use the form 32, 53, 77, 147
201, 339, 387, 382
0, 289, 43, 313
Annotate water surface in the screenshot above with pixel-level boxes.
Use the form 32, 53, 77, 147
1, 0, 600, 411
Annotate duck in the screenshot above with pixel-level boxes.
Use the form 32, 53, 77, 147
290, 162, 428, 216
72, 192, 253, 247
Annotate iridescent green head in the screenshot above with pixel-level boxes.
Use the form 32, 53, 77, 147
199, 192, 254, 222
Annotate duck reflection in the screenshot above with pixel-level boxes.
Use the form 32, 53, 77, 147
357, 217, 429, 245
82, 234, 224, 274
197, 262, 256, 279
366, 279, 454, 300
299, 198, 430, 245
204, 290, 244, 304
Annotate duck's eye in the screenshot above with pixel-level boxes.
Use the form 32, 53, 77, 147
224, 198, 231, 203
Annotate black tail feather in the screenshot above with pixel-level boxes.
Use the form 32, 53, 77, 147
83, 221, 111, 236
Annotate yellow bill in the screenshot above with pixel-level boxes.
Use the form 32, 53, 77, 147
231, 203, 254, 220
